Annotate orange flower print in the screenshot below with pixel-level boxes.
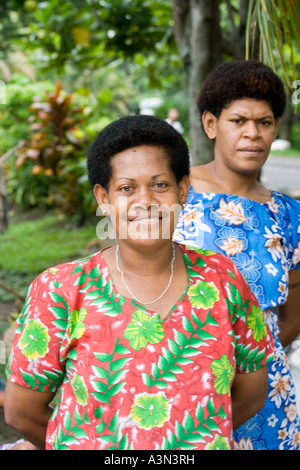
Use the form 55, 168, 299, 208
292, 242, 300, 266
267, 197, 280, 214
181, 208, 199, 225
284, 403, 298, 423
263, 227, 284, 262
215, 228, 247, 257
233, 437, 254, 450
219, 237, 244, 256
215, 199, 247, 225
269, 371, 291, 408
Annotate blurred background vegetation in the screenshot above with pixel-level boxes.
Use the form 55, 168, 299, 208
1, 0, 300, 304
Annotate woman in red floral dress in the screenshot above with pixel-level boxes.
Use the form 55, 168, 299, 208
4, 115, 274, 450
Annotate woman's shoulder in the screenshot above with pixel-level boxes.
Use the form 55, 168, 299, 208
190, 164, 213, 193
273, 190, 300, 206
270, 191, 300, 218
29, 250, 106, 291
190, 164, 208, 179
180, 243, 242, 278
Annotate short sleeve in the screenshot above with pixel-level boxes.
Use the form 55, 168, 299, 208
222, 261, 275, 374
285, 196, 300, 270
173, 187, 210, 249
6, 270, 68, 392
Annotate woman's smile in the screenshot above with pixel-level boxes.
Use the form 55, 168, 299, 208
95, 145, 189, 244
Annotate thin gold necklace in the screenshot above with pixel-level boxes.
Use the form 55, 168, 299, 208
115, 243, 176, 305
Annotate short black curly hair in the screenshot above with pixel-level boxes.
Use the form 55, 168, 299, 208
198, 60, 287, 119
87, 114, 190, 190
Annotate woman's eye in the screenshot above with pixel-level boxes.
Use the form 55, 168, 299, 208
120, 186, 132, 192
154, 182, 168, 190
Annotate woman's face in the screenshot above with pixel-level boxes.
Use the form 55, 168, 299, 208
203, 98, 279, 175
94, 145, 189, 248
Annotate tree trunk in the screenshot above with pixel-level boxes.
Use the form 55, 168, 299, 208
234, 0, 249, 59
280, 90, 294, 142
173, 0, 222, 165
0, 164, 8, 233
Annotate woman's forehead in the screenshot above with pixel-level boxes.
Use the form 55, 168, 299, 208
223, 98, 274, 117
110, 145, 171, 176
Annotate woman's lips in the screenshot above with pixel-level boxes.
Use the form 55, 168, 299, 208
129, 216, 161, 225
239, 146, 263, 155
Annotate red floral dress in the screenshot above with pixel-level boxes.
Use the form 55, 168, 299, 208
6, 245, 274, 450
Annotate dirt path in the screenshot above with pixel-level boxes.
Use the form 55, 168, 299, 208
0, 302, 16, 318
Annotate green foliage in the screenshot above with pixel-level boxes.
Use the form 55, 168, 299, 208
0, 74, 53, 154
0, 0, 186, 220
21, 0, 175, 72
0, 210, 97, 302
9, 82, 94, 221
0, 75, 56, 209
3, 0, 298, 218
17, 81, 85, 172
246, 0, 300, 87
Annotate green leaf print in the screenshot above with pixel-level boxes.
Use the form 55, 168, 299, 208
18, 319, 50, 361
235, 342, 271, 373
210, 354, 235, 395
124, 310, 165, 351
91, 339, 131, 405
69, 308, 87, 340
15, 296, 32, 334
246, 305, 267, 342
85, 276, 125, 317
94, 408, 133, 450
205, 435, 231, 450
47, 290, 69, 339
71, 374, 88, 406
182, 252, 207, 277
69, 265, 126, 317
188, 280, 220, 310
225, 279, 251, 321
143, 312, 217, 389
130, 392, 171, 430
186, 246, 216, 257
19, 368, 38, 388
160, 400, 227, 450
8, 365, 64, 392
51, 406, 90, 449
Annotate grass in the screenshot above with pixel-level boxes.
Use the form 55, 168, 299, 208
0, 209, 100, 302
270, 148, 300, 158
0, 209, 107, 384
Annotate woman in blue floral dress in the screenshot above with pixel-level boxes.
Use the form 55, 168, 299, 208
174, 60, 300, 450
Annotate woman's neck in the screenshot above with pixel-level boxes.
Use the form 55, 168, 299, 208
102, 241, 188, 319
108, 240, 176, 278
191, 162, 271, 203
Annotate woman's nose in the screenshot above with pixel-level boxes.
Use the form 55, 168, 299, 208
244, 120, 260, 139
135, 186, 155, 207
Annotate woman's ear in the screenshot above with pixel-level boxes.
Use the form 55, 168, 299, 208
93, 184, 110, 216
178, 175, 190, 206
202, 111, 218, 140
274, 118, 280, 141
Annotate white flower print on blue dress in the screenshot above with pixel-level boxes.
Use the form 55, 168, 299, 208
174, 187, 300, 450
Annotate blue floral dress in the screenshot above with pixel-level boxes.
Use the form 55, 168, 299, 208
173, 187, 300, 450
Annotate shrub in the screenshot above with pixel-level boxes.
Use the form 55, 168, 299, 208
13, 82, 95, 222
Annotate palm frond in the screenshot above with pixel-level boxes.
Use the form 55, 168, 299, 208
246, 0, 300, 88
